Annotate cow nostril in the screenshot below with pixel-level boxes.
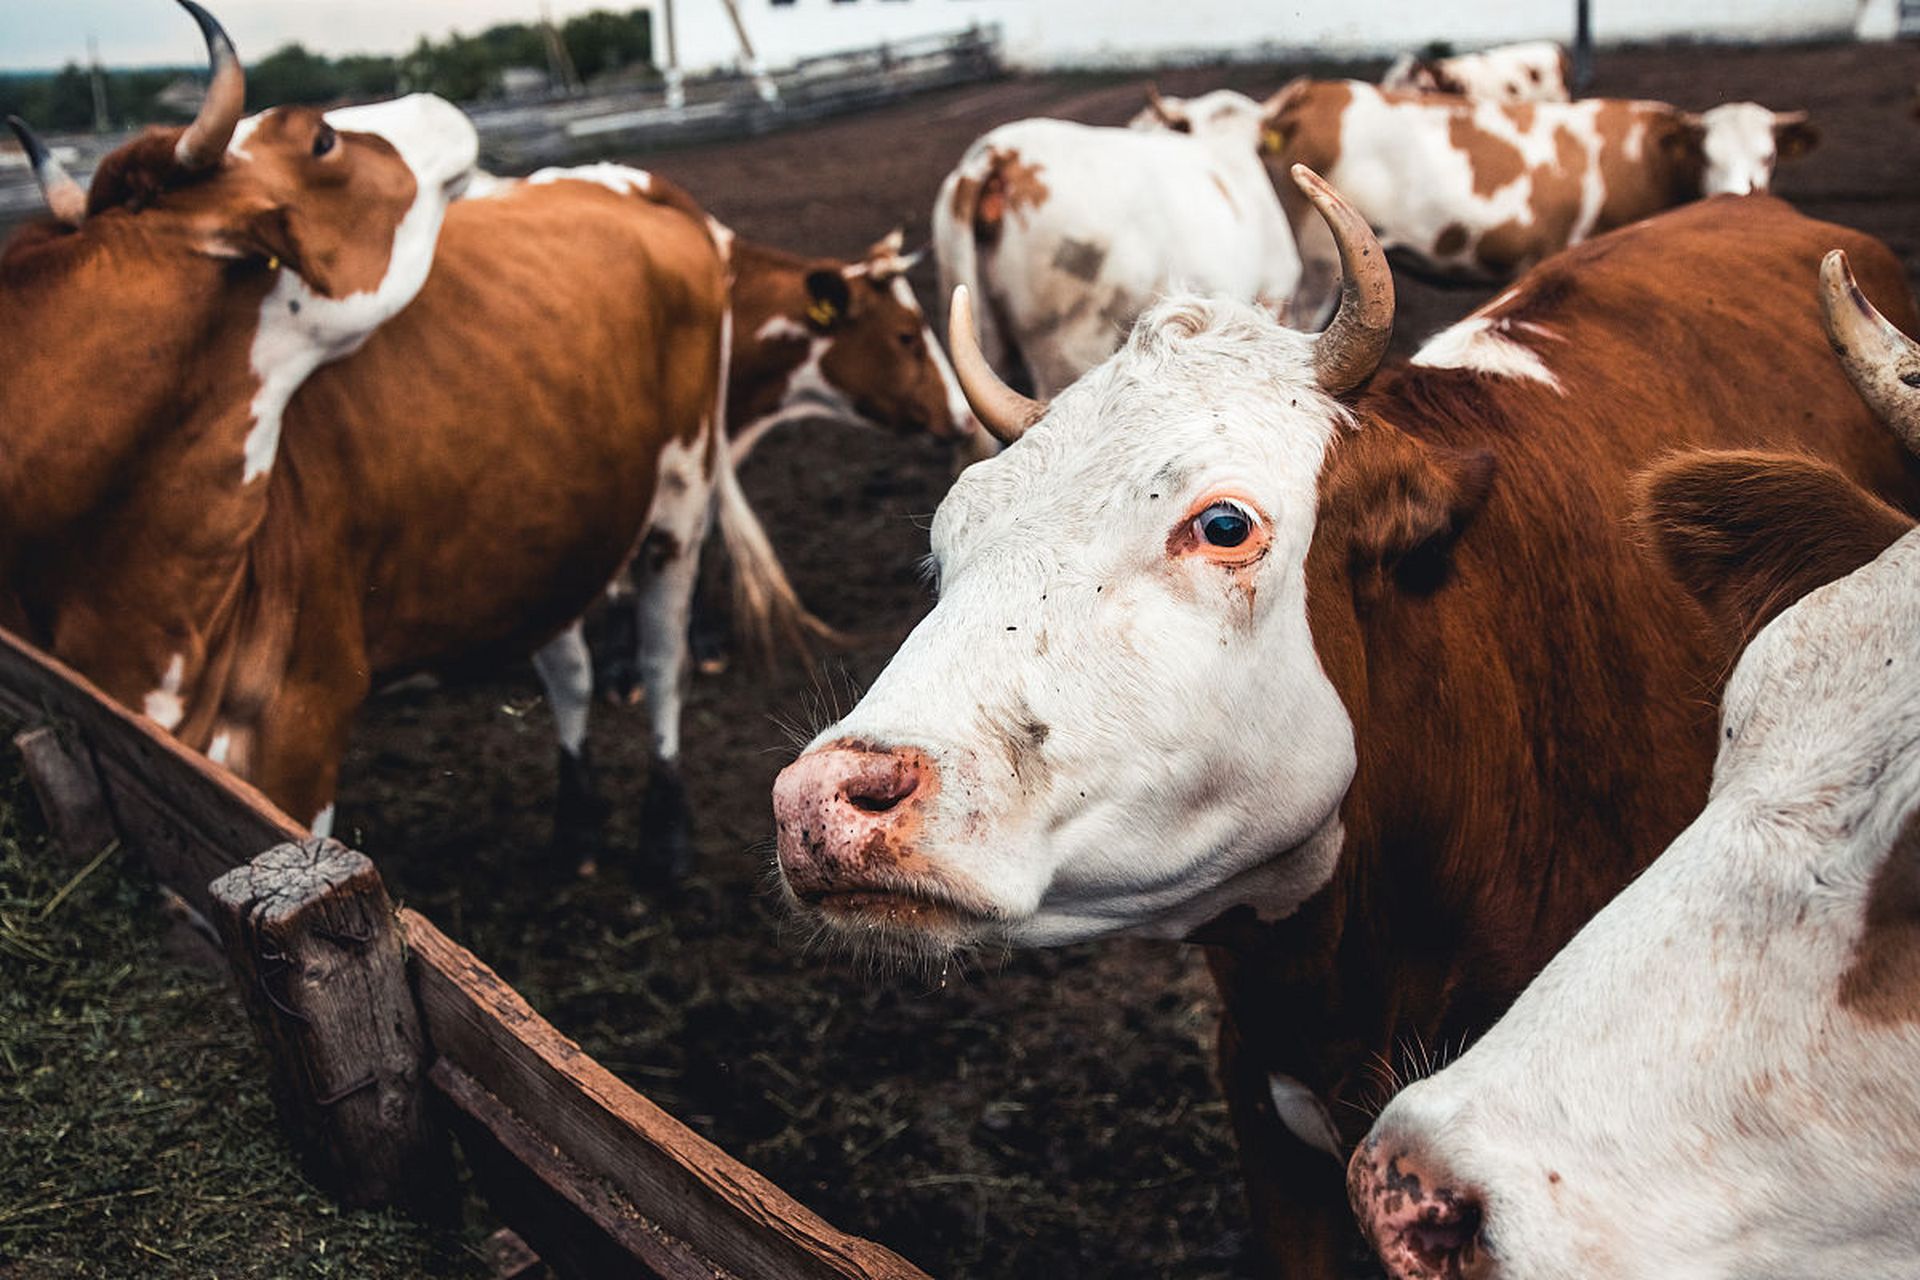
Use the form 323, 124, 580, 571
840, 767, 919, 815
1405, 1191, 1483, 1271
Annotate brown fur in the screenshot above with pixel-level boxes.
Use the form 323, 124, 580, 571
972, 147, 1050, 248
1205, 197, 1920, 1278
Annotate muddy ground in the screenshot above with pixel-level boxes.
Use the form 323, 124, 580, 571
316, 41, 1920, 1280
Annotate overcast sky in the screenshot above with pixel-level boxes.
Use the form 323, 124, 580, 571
7, 1, 639, 71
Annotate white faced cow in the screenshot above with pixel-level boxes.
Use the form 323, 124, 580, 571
1381, 41, 1573, 104
1350, 252, 1920, 1280
771, 169, 1920, 1277
931, 105, 1301, 403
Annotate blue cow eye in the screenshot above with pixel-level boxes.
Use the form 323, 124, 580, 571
1197, 502, 1252, 547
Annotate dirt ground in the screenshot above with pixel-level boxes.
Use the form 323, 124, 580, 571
310, 40, 1918, 1280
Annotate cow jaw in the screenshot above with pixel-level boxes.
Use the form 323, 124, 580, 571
774, 296, 1359, 952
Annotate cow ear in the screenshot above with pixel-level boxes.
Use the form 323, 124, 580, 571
1657, 113, 1706, 166
803, 268, 852, 332
1633, 450, 1911, 648
1774, 111, 1819, 161
204, 204, 332, 295
1340, 431, 1497, 598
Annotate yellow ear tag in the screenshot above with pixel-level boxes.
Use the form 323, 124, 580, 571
1261, 129, 1284, 154
806, 299, 839, 327
267, 255, 281, 271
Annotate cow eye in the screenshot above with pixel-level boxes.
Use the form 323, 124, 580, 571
1195, 502, 1252, 547
312, 125, 337, 158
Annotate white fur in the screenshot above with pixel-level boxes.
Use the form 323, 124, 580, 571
1698, 102, 1791, 195
1412, 307, 1563, 390
527, 161, 653, 196
1380, 41, 1571, 104
531, 621, 593, 756
310, 803, 335, 839
732, 319, 851, 462
790, 296, 1357, 945
207, 730, 232, 765
142, 652, 187, 731
1363, 526, 1920, 1279
239, 95, 478, 483
934, 107, 1302, 398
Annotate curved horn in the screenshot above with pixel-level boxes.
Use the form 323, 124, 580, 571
5, 116, 86, 226
1292, 164, 1394, 395
949, 285, 1046, 445
1146, 81, 1175, 121
1821, 248, 1920, 454
173, 0, 245, 171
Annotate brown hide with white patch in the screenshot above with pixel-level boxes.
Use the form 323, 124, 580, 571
153, 176, 726, 821
1, 105, 456, 769
727, 233, 965, 448
1204, 197, 1920, 1277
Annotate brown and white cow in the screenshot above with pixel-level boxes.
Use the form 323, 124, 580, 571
768, 174, 1920, 1277
1, 4, 475, 770
1249, 79, 1818, 299
932, 110, 1302, 401
1350, 253, 1920, 1280
1380, 41, 1573, 104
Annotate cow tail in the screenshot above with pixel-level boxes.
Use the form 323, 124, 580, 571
710, 413, 853, 668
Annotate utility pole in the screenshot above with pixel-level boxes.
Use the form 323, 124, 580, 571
87, 34, 110, 132
661, 0, 685, 111
540, 2, 582, 95
1573, 0, 1594, 93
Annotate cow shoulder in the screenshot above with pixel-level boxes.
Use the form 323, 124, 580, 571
1320, 423, 1497, 600
1632, 449, 1913, 647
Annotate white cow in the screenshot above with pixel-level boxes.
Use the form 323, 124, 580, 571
931, 106, 1302, 402
1348, 252, 1920, 1280
1381, 41, 1573, 103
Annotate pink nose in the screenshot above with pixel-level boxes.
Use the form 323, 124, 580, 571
1348, 1136, 1486, 1280
772, 743, 935, 897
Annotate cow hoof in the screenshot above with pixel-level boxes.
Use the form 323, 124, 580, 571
638, 761, 695, 884
691, 626, 731, 678
555, 747, 611, 878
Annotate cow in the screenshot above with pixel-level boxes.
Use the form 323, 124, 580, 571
1140, 81, 1818, 307
1349, 252, 1920, 1280
1, 4, 476, 763
766, 172, 1920, 1278
1380, 41, 1573, 104
931, 109, 1301, 402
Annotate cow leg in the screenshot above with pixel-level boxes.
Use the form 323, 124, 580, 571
1218, 1016, 1353, 1279
532, 620, 608, 876
633, 525, 702, 884
595, 572, 644, 706
688, 507, 733, 676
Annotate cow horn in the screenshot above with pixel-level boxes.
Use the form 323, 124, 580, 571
1821, 248, 1920, 454
5, 116, 86, 226
173, 0, 245, 171
1292, 164, 1394, 395
1146, 81, 1176, 122
949, 285, 1046, 445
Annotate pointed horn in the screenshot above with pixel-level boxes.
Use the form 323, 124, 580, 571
173, 0, 245, 171
5, 116, 86, 226
1821, 248, 1920, 454
949, 285, 1045, 445
1292, 164, 1394, 395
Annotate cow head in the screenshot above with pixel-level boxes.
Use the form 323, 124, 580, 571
1128, 86, 1281, 154
770, 168, 1470, 953
1347, 250, 1920, 1280
734, 229, 973, 443
1681, 102, 1819, 195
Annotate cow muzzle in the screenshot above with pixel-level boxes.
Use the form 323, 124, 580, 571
1349, 1136, 1490, 1280
772, 742, 991, 940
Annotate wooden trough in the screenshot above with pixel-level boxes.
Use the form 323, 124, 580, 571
2, 623, 931, 1280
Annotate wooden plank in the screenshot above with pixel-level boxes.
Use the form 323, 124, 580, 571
12, 725, 116, 862
403, 911, 932, 1280
437, 1059, 714, 1280
0, 627, 301, 909
211, 841, 453, 1213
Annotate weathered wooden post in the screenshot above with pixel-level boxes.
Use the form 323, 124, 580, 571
210, 838, 453, 1215
13, 725, 116, 863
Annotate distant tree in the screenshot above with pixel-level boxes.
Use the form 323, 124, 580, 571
44, 63, 97, 130
563, 10, 653, 80
250, 44, 347, 105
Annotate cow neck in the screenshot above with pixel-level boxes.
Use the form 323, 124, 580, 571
0, 215, 289, 732
725, 237, 835, 449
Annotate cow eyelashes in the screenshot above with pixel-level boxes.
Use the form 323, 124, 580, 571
1174, 494, 1271, 566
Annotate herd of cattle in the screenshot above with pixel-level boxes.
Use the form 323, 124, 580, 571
5, 4, 1918, 1277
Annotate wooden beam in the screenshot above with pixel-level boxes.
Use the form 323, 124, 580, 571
403, 911, 932, 1280
212, 841, 453, 1214
12, 725, 115, 863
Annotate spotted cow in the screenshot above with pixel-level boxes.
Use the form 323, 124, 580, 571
768, 176, 1920, 1278
1381, 41, 1573, 104
1351, 251, 1920, 1280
